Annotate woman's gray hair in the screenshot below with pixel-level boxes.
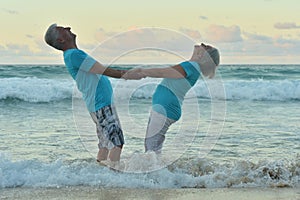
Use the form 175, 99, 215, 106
201, 46, 220, 78
44, 23, 62, 50
207, 47, 220, 66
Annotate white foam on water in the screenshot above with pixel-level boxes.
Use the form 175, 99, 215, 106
1, 152, 299, 189
1, 77, 299, 102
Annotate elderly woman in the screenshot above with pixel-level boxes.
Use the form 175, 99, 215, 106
125, 43, 220, 153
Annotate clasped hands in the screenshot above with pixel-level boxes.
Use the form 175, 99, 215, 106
122, 68, 146, 80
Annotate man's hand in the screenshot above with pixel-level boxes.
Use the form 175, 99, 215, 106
122, 68, 146, 80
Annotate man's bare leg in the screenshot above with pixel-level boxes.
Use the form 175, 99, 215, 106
97, 148, 109, 162
108, 145, 123, 162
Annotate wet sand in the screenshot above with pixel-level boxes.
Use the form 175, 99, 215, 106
1, 187, 299, 200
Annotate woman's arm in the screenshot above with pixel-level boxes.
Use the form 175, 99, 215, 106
141, 64, 187, 78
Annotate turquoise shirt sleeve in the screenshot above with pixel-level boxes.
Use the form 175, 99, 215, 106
152, 61, 201, 120
180, 61, 201, 80
64, 49, 112, 112
70, 50, 96, 72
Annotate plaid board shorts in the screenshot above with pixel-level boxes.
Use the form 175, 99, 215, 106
90, 105, 125, 150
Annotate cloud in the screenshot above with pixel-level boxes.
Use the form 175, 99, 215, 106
243, 32, 272, 42
273, 36, 300, 52
199, 15, 208, 20
233, 31, 300, 58
2, 25, 300, 64
89, 27, 198, 63
0, 43, 36, 63
2, 8, 19, 15
26, 34, 34, 39
179, 28, 202, 40
4, 43, 35, 56
95, 28, 116, 42
210, 27, 300, 64
204, 25, 243, 43
244, 31, 300, 55
0, 41, 63, 64
0, 45, 6, 56
274, 22, 300, 29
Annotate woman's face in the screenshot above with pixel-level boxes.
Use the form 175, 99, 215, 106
194, 43, 213, 58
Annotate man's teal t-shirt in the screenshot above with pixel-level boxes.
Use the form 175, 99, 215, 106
63, 49, 113, 112
152, 61, 201, 120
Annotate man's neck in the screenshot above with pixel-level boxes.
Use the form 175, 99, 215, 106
62, 40, 78, 51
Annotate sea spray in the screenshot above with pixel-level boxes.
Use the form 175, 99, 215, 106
1, 153, 299, 189
1, 77, 300, 102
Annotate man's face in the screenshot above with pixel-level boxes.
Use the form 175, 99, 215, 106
56, 26, 76, 42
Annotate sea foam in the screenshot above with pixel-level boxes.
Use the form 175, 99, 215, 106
0, 77, 299, 102
0, 77, 74, 102
0, 152, 299, 189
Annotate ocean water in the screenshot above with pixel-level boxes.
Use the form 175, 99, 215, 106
0, 64, 299, 189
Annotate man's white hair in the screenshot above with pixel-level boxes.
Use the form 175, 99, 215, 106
44, 23, 62, 50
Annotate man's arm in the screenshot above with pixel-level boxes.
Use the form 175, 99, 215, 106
89, 62, 126, 78
141, 64, 187, 78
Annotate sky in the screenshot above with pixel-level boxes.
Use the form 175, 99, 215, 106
0, 0, 299, 64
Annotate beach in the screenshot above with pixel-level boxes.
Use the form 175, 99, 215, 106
1, 187, 299, 200
0, 64, 299, 196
